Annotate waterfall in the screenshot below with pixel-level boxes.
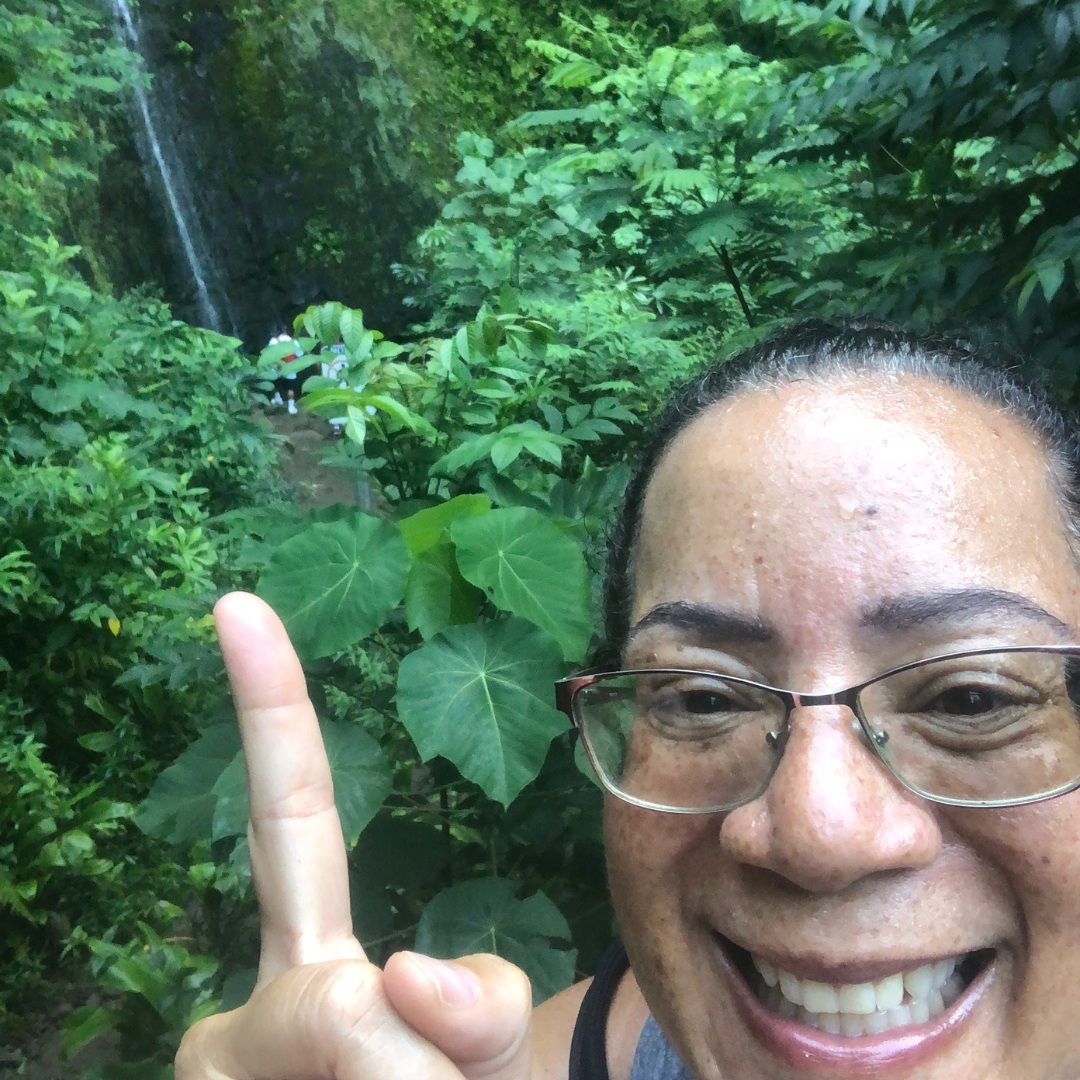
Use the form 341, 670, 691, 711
110, 0, 232, 334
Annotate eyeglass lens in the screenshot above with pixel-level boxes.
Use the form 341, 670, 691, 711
574, 650, 1080, 811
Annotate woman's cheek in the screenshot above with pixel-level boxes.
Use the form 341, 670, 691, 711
946, 798, 1080, 958
605, 798, 722, 948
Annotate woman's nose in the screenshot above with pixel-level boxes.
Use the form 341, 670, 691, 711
719, 705, 942, 893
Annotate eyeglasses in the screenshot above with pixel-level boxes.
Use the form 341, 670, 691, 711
555, 647, 1080, 813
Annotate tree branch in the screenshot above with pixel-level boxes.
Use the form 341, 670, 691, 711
712, 242, 755, 327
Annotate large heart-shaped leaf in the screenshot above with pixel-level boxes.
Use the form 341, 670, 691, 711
396, 618, 568, 805
134, 725, 240, 845
398, 495, 491, 556
323, 721, 394, 844
415, 877, 576, 1004
257, 511, 411, 658
209, 721, 392, 847
404, 543, 483, 640
451, 507, 592, 662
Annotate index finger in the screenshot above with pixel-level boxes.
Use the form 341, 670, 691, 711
215, 591, 365, 983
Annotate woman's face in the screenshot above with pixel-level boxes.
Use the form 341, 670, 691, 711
606, 375, 1080, 1080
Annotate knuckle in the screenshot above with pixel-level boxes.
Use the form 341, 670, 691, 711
174, 1014, 229, 1080
304, 959, 390, 1041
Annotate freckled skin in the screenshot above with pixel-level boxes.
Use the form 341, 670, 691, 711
606, 375, 1080, 1079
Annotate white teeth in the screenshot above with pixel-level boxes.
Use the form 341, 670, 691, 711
778, 969, 803, 1006
801, 980, 839, 1013
887, 1004, 912, 1027
750, 951, 970, 1038
756, 957, 779, 987
874, 973, 904, 1011
932, 958, 955, 989
903, 964, 934, 1000
840, 1013, 865, 1037
864, 1009, 890, 1035
837, 982, 876, 1015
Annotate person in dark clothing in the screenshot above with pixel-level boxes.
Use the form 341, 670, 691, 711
177, 319, 1080, 1080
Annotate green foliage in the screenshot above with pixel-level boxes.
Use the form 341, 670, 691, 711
0, 729, 129, 925
415, 877, 576, 1003
451, 508, 592, 663
0, 127, 279, 1052
256, 511, 412, 659
408, 0, 1080, 386
0, 0, 131, 274
65, 921, 221, 1070
740, 0, 1080, 385
397, 619, 569, 807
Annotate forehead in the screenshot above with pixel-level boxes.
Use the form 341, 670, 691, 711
632, 375, 1080, 658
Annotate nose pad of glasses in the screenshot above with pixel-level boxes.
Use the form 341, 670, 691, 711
851, 715, 890, 750
765, 723, 791, 752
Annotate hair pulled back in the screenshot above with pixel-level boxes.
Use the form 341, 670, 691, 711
599, 316, 1080, 668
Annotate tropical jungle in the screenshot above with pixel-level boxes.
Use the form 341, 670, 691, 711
1, 0, 1079, 1074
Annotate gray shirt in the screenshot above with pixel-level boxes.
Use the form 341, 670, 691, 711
628, 1016, 694, 1080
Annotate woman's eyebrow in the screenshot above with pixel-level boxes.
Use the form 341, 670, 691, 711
628, 601, 775, 646
861, 588, 1072, 636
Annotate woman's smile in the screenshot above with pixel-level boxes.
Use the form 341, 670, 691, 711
709, 930, 1000, 1075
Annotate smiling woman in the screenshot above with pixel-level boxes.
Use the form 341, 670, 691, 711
175, 317, 1080, 1080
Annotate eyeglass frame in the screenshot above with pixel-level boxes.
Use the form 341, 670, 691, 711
554, 644, 1080, 814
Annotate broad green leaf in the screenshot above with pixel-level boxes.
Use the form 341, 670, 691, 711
361, 393, 437, 437
211, 751, 247, 841
210, 722, 390, 846
1038, 261, 1066, 305
432, 432, 499, 474
546, 58, 603, 88
399, 495, 492, 555
134, 725, 240, 845
61, 1005, 117, 1059
396, 619, 568, 805
404, 543, 484, 639
339, 308, 368, 352
352, 815, 450, 943
31, 380, 89, 414
491, 431, 528, 471
415, 878, 576, 1004
322, 720, 393, 845
451, 507, 592, 662
345, 405, 367, 447
257, 511, 411, 658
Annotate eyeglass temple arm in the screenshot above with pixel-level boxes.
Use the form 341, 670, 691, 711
554, 673, 608, 719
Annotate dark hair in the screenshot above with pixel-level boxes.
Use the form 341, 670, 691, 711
599, 316, 1080, 667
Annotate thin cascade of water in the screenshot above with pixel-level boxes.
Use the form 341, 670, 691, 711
110, 0, 230, 333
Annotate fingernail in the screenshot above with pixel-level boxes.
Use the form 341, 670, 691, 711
406, 952, 481, 1007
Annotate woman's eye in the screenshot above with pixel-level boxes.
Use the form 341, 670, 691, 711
928, 686, 1009, 715
680, 690, 734, 714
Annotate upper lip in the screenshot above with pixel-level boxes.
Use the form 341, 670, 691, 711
716, 931, 988, 986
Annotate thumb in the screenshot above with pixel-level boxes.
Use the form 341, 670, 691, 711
383, 952, 533, 1080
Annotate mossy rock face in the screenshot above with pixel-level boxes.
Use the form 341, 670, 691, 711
93, 0, 711, 347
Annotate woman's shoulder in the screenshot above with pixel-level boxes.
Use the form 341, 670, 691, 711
531, 964, 650, 1080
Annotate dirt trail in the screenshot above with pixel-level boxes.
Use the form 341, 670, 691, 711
259, 405, 362, 511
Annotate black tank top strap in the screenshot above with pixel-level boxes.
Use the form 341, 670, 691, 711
568, 940, 630, 1080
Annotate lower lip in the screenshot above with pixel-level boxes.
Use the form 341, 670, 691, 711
713, 936, 994, 1077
